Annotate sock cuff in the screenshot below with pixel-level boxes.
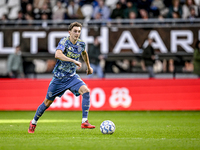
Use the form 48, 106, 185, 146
82, 92, 90, 99
42, 102, 49, 109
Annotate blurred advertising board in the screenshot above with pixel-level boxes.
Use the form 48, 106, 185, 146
0, 79, 200, 111
0, 27, 199, 54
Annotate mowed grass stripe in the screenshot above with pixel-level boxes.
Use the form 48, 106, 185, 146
0, 119, 81, 123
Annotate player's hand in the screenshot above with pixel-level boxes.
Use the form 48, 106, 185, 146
86, 67, 93, 75
74, 60, 82, 69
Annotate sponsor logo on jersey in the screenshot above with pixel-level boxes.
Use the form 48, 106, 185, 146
68, 46, 74, 52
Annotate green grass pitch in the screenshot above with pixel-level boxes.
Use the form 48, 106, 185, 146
0, 111, 200, 150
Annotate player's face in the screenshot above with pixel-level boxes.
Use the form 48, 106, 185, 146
69, 26, 81, 41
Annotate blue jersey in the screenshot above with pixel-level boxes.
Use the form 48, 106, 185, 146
53, 36, 85, 78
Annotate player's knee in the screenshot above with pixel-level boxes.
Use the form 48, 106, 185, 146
82, 88, 90, 95
79, 85, 90, 95
44, 98, 53, 107
82, 91, 90, 100
84, 88, 90, 93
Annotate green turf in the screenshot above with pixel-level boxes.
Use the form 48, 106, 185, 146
0, 111, 200, 150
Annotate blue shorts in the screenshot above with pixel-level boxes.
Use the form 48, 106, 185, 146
46, 74, 86, 101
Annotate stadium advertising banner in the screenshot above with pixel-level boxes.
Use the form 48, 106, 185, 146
0, 26, 199, 54
0, 79, 200, 111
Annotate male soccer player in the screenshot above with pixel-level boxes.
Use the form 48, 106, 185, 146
28, 22, 95, 133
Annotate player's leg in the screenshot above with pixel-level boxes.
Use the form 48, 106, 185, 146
79, 85, 90, 122
28, 98, 53, 133
68, 74, 95, 129
32, 98, 53, 124
79, 85, 95, 129
28, 77, 65, 133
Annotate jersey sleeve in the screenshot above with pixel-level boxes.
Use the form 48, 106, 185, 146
82, 42, 86, 52
80, 41, 86, 52
56, 37, 67, 52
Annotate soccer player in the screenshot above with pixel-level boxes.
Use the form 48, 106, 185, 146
28, 22, 95, 133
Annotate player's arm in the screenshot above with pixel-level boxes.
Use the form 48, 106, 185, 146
81, 50, 93, 75
55, 49, 81, 68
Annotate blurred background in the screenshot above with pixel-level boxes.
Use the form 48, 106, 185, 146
0, 0, 200, 79
0, 0, 200, 111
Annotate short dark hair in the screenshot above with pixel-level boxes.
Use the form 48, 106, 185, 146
68, 22, 82, 31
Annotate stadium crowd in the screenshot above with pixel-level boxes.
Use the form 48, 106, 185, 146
0, 0, 200, 25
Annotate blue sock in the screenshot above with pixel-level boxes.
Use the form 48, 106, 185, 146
82, 92, 90, 119
33, 102, 48, 122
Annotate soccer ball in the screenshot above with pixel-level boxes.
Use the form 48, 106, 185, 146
100, 120, 115, 134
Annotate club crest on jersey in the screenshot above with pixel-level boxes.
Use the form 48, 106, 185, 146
78, 46, 82, 52
48, 92, 53, 97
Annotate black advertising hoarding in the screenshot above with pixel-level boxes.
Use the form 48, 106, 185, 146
0, 26, 199, 55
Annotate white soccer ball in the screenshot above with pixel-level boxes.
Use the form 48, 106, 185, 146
100, 120, 116, 134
